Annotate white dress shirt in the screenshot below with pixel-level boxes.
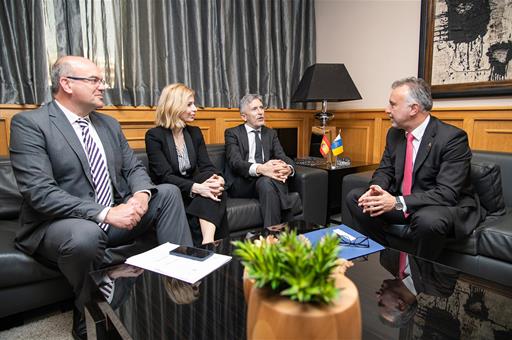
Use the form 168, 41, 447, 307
56, 100, 113, 223
245, 124, 266, 176
56, 101, 152, 224
401, 256, 418, 295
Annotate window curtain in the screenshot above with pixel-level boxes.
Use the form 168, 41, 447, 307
0, 0, 49, 103
1, 0, 315, 108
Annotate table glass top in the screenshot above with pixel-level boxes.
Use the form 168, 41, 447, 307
88, 222, 512, 340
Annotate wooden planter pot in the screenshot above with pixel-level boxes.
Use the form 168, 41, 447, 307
244, 274, 361, 340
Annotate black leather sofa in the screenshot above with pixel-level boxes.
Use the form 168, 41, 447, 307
341, 150, 512, 287
0, 144, 327, 320
155, 144, 328, 235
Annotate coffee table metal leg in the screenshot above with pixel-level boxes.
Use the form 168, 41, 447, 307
85, 301, 108, 340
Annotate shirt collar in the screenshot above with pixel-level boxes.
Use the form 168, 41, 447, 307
407, 114, 430, 141
244, 124, 261, 133
55, 100, 90, 125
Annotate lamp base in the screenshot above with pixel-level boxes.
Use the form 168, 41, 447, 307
315, 111, 334, 129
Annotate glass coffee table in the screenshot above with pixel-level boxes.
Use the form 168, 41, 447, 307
85, 222, 512, 339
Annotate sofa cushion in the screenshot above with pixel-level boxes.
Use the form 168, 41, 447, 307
0, 158, 22, 219
206, 144, 226, 173
0, 220, 63, 289
471, 162, 506, 216
478, 211, 512, 263
226, 198, 263, 231
472, 150, 512, 207
445, 229, 478, 255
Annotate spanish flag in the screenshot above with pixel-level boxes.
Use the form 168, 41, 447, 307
331, 133, 344, 156
319, 134, 331, 157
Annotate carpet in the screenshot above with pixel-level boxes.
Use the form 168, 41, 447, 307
0, 311, 72, 340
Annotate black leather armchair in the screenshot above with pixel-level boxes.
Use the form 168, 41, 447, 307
0, 144, 327, 319
341, 150, 512, 287
0, 157, 74, 319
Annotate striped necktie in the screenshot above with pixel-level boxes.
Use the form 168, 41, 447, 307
99, 277, 115, 303
77, 118, 112, 232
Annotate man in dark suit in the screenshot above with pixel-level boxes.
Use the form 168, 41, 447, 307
9, 56, 192, 339
224, 94, 300, 227
346, 77, 482, 259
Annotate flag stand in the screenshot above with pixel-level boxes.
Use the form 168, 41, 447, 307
317, 125, 336, 167
330, 128, 343, 169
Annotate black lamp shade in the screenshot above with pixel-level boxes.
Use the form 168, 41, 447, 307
292, 64, 362, 102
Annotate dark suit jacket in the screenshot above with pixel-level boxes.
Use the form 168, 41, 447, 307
370, 116, 482, 238
145, 125, 219, 196
224, 124, 294, 188
9, 101, 155, 255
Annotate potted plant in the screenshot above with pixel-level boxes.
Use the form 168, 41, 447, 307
233, 230, 361, 340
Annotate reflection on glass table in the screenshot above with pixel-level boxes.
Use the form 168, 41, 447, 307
295, 156, 351, 168
87, 221, 512, 340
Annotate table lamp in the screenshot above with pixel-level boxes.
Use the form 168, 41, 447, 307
291, 63, 362, 129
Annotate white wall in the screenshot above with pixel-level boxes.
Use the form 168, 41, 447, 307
315, 0, 512, 110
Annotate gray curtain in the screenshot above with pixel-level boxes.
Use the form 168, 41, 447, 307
1, 0, 315, 108
52, 0, 83, 56
0, 0, 48, 103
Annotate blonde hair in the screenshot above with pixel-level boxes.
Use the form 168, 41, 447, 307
155, 83, 195, 129
164, 277, 200, 305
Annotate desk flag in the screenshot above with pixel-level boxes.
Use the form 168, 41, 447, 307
331, 133, 344, 156
319, 134, 331, 157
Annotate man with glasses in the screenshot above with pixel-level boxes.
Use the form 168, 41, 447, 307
224, 94, 300, 227
9, 56, 193, 339
346, 77, 483, 260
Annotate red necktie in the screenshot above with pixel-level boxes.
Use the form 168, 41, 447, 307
398, 134, 413, 279
402, 133, 414, 217
399, 251, 407, 279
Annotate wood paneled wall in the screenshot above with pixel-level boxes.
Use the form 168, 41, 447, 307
1, 104, 511, 162
0, 104, 315, 157
326, 107, 512, 163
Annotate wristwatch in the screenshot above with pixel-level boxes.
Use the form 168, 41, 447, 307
395, 196, 404, 211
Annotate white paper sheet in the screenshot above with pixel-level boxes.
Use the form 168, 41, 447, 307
125, 242, 232, 284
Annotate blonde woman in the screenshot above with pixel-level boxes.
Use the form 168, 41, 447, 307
145, 83, 227, 244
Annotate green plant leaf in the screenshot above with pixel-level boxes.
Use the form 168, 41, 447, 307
234, 231, 342, 304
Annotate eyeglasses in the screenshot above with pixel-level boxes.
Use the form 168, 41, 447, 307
66, 76, 107, 86
338, 236, 369, 248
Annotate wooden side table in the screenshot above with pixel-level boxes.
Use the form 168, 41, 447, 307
295, 159, 378, 223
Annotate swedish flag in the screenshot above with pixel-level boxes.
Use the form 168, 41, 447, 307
331, 133, 343, 156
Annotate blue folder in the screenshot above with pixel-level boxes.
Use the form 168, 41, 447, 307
302, 224, 384, 260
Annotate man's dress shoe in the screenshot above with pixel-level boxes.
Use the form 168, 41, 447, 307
72, 307, 87, 340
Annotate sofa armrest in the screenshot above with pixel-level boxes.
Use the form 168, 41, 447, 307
289, 165, 328, 225
341, 170, 374, 228
0, 157, 22, 219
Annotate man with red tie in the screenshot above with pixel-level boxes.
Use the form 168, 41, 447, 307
346, 77, 483, 259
